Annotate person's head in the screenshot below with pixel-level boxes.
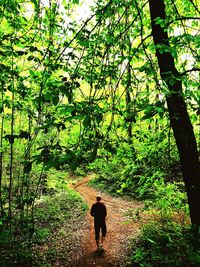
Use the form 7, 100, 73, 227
96, 195, 101, 202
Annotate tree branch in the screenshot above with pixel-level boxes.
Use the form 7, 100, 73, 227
189, 0, 200, 15
54, 0, 114, 65
181, 68, 200, 76
167, 16, 200, 26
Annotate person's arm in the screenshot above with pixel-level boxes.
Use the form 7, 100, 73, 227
90, 204, 95, 217
104, 204, 107, 217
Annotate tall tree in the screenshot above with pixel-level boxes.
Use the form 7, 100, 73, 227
148, 0, 200, 227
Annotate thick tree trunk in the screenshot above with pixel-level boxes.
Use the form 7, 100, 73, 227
148, 0, 200, 226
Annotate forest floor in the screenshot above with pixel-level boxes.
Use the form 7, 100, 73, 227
56, 174, 144, 267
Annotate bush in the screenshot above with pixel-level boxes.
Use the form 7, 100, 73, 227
129, 222, 200, 267
0, 187, 87, 266
89, 156, 177, 202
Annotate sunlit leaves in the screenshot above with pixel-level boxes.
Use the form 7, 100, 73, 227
0, 0, 199, 212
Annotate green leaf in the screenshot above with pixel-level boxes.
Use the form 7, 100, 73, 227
29, 69, 36, 76
23, 161, 32, 174
29, 46, 38, 52
19, 130, 30, 139
142, 105, 157, 119
83, 116, 91, 128
27, 55, 35, 61
4, 134, 16, 144
96, 113, 103, 124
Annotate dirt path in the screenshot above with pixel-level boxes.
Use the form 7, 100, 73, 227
73, 175, 143, 267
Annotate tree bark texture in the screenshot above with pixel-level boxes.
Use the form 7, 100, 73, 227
148, 0, 200, 226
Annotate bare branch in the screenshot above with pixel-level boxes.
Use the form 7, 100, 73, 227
167, 16, 200, 26
181, 68, 200, 76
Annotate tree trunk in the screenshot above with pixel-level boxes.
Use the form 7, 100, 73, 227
0, 90, 4, 215
125, 61, 133, 140
8, 91, 14, 223
148, 0, 200, 226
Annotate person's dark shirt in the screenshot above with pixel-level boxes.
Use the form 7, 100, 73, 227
90, 201, 107, 225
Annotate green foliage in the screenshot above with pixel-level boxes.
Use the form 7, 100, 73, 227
0, 0, 199, 264
34, 189, 87, 229
128, 222, 200, 267
33, 228, 50, 245
146, 180, 188, 212
89, 126, 181, 201
0, 185, 87, 266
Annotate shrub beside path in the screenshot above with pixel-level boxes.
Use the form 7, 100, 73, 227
70, 174, 143, 267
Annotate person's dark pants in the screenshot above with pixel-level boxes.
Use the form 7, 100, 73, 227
94, 222, 107, 240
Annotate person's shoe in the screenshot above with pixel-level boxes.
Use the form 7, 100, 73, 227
99, 244, 103, 250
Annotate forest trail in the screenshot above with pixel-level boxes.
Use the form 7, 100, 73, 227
72, 174, 143, 267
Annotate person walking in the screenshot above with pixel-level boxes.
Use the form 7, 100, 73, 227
90, 195, 107, 250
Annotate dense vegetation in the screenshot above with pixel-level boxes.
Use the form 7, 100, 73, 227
0, 0, 199, 266
0, 170, 87, 266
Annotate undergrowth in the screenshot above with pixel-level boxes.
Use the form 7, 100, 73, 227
0, 176, 87, 267
127, 221, 200, 267
88, 143, 197, 267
